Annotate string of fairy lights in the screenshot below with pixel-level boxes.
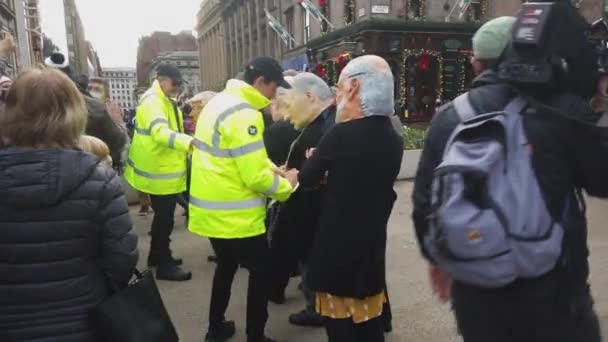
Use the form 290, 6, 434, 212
320, 0, 329, 35
399, 49, 444, 108
407, 0, 426, 20
344, 0, 355, 26
467, 0, 488, 22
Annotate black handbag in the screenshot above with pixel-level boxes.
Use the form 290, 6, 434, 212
91, 269, 179, 342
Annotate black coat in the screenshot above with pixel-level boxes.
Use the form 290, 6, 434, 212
413, 70, 608, 293
84, 96, 127, 166
264, 120, 299, 166
0, 148, 138, 342
272, 106, 335, 261
300, 116, 403, 298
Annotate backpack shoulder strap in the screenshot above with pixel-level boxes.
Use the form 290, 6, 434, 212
453, 93, 477, 122
504, 96, 528, 116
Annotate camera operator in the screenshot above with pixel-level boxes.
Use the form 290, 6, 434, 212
412, 6, 608, 342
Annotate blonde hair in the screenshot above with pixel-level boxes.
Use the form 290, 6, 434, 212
187, 91, 217, 107
0, 68, 87, 148
79, 135, 112, 167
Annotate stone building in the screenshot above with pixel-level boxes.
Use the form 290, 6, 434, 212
136, 31, 197, 88
101, 67, 137, 110
147, 50, 202, 95
196, 0, 607, 121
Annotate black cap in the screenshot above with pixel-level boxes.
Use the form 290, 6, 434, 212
156, 64, 183, 85
245, 57, 291, 89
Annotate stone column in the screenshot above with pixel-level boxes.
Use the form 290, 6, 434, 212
220, 24, 227, 85
233, 7, 241, 72
257, 0, 264, 56
247, 0, 254, 59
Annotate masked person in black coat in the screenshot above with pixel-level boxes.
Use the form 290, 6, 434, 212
268, 72, 336, 327
0, 68, 138, 342
297, 55, 402, 342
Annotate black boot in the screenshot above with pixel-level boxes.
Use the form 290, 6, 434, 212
288, 309, 326, 327
204, 320, 235, 342
156, 262, 192, 281
147, 255, 183, 267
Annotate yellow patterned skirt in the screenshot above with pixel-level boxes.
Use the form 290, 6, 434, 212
316, 291, 386, 324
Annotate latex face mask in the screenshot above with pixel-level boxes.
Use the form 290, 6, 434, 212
283, 89, 316, 129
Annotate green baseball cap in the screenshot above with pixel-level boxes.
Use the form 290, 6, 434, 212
473, 16, 517, 60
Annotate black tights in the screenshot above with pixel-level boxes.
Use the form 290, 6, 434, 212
325, 317, 384, 342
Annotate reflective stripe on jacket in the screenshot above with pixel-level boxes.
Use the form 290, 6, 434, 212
189, 79, 293, 239
124, 80, 193, 195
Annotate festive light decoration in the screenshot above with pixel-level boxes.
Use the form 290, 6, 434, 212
320, 0, 329, 35
457, 56, 468, 96
467, 0, 488, 22
314, 53, 352, 85
407, 0, 426, 20
399, 49, 444, 108
344, 0, 355, 26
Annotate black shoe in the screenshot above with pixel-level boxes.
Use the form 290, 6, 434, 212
207, 255, 217, 263
156, 263, 192, 281
268, 292, 285, 305
147, 255, 183, 267
204, 320, 235, 342
288, 309, 326, 327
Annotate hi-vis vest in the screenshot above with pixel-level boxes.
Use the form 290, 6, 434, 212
189, 79, 293, 239
125, 81, 193, 195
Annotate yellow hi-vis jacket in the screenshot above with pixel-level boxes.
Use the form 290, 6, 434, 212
189, 79, 293, 239
125, 80, 193, 195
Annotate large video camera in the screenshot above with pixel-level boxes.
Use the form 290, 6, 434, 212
498, 0, 599, 98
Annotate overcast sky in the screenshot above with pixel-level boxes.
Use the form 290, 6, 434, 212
39, 0, 201, 68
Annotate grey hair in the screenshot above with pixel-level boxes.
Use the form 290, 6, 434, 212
290, 72, 334, 103
342, 55, 395, 117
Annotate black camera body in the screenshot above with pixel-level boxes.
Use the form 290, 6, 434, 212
498, 0, 599, 99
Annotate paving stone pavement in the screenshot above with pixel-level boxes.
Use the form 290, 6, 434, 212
132, 181, 608, 342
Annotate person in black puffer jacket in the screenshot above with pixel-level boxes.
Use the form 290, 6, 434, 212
0, 68, 138, 342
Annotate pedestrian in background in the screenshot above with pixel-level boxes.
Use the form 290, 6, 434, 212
0, 68, 138, 342
45, 52, 127, 169
125, 64, 193, 282
299, 55, 403, 342
189, 57, 298, 342
79, 134, 113, 168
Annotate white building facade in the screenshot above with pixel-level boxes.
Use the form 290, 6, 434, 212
101, 67, 137, 110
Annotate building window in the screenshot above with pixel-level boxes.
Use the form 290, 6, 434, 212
285, 8, 295, 49
304, 6, 311, 44
408, 0, 424, 19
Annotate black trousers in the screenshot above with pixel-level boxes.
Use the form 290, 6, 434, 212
452, 282, 602, 342
325, 317, 385, 342
149, 194, 177, 263
209, 235, 270, 342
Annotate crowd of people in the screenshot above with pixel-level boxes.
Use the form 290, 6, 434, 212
2, 2, 608, 342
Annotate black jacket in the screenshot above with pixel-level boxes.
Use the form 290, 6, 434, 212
84, 96, 127, 166
0, 148, 138, 342
412, 70, 608, 292
264, 120, 300, 166
300, 116, 403, 298
271, 106, 336, 260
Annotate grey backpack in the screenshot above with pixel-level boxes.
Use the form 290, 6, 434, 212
425, 94, 564, 288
